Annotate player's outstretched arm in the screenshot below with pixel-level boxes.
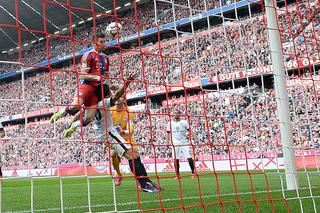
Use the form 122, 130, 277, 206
112, 73, 137, 104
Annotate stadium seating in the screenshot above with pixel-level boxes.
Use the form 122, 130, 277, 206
0, 0, 319, 168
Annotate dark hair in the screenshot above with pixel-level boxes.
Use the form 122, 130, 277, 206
96, 32, 106, 39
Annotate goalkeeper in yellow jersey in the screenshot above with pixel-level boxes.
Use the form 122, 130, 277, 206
110, 97, 137, 186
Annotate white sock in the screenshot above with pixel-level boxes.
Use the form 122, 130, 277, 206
73, 120, 81, 128
59, 109, 67, 117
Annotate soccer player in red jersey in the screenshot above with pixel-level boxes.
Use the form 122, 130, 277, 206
50, 33, 110, 133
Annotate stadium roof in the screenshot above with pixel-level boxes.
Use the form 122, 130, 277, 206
0, 0, 132, 51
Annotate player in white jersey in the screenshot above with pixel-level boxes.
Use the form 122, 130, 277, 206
0, 121, 5, 180
66, 73, 160, 193
166, 109, 199, 179
93, 98, 133, 159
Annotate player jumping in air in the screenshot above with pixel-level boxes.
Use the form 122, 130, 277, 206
166, 109, 200, 179
50, 32, 110, 128
0, 121, 5, 181
65, 73, 160, 192
109, 97, 137, 186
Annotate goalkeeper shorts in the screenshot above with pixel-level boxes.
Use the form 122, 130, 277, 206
107, 130, 132, 157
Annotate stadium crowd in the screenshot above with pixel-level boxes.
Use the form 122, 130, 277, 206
0, 0, 318, 75
1, 78, 319, 168
135, 82, 320, 159
1, 0, 319, 117
0, 0, 319, 168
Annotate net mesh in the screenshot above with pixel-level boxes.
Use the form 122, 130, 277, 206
0, 0, 319, 212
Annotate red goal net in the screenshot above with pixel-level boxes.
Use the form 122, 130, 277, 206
0, 0, 319, 212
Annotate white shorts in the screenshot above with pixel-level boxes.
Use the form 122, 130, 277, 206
173, 144, 192, 159
99, 130, 132, 157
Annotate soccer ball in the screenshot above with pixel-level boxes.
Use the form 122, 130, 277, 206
106, 22, 122, 37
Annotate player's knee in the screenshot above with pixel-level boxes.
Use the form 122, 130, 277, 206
133, 149, 139, 157
65, 105, 79, 115
71, 105, 80, 111
124, 148, 135, 160
86, 115, 94, 123
70, 99, 82, 109
82, 115, 94, 127
111, 150, 117, 157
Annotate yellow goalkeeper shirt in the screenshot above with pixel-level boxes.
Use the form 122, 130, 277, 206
110, 107, 137, 149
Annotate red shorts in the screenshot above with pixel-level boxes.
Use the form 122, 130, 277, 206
78, 84, 99, 107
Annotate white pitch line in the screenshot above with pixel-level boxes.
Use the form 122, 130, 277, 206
4, 187, 319, 213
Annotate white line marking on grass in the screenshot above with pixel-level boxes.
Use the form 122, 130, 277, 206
5, 187, 319, 213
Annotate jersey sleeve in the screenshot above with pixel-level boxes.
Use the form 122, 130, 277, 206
81, 52, 92, 73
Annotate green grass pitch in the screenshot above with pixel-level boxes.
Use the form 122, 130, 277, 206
2, 170, 319, 212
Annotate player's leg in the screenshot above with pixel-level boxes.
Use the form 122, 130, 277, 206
127, 140, 151, 189
125, 149, 155, 187
124, 143, 156, 184
174, 159, 180, 177
50, 97, 83, 123
78, 106, 98, 126
64, 84, 110, 137
50, 84, 95, 123
81, 84, 110, 127
109, 131, 159, 192
123, 149, 160, 192
0, 166, 3, 184
182, 145, 195, 179
64, 96, 98, 137
111, 150, 122, 177
173, 146, 181, 177
65, 97, 83, 114
187, 158, 195, 179
111, 150, 122, 186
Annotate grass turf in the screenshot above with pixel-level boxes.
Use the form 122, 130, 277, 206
1, 170, 320, 213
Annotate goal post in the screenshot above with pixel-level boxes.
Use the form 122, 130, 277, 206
264, 0, 299, 190
0, 0, 320, 212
